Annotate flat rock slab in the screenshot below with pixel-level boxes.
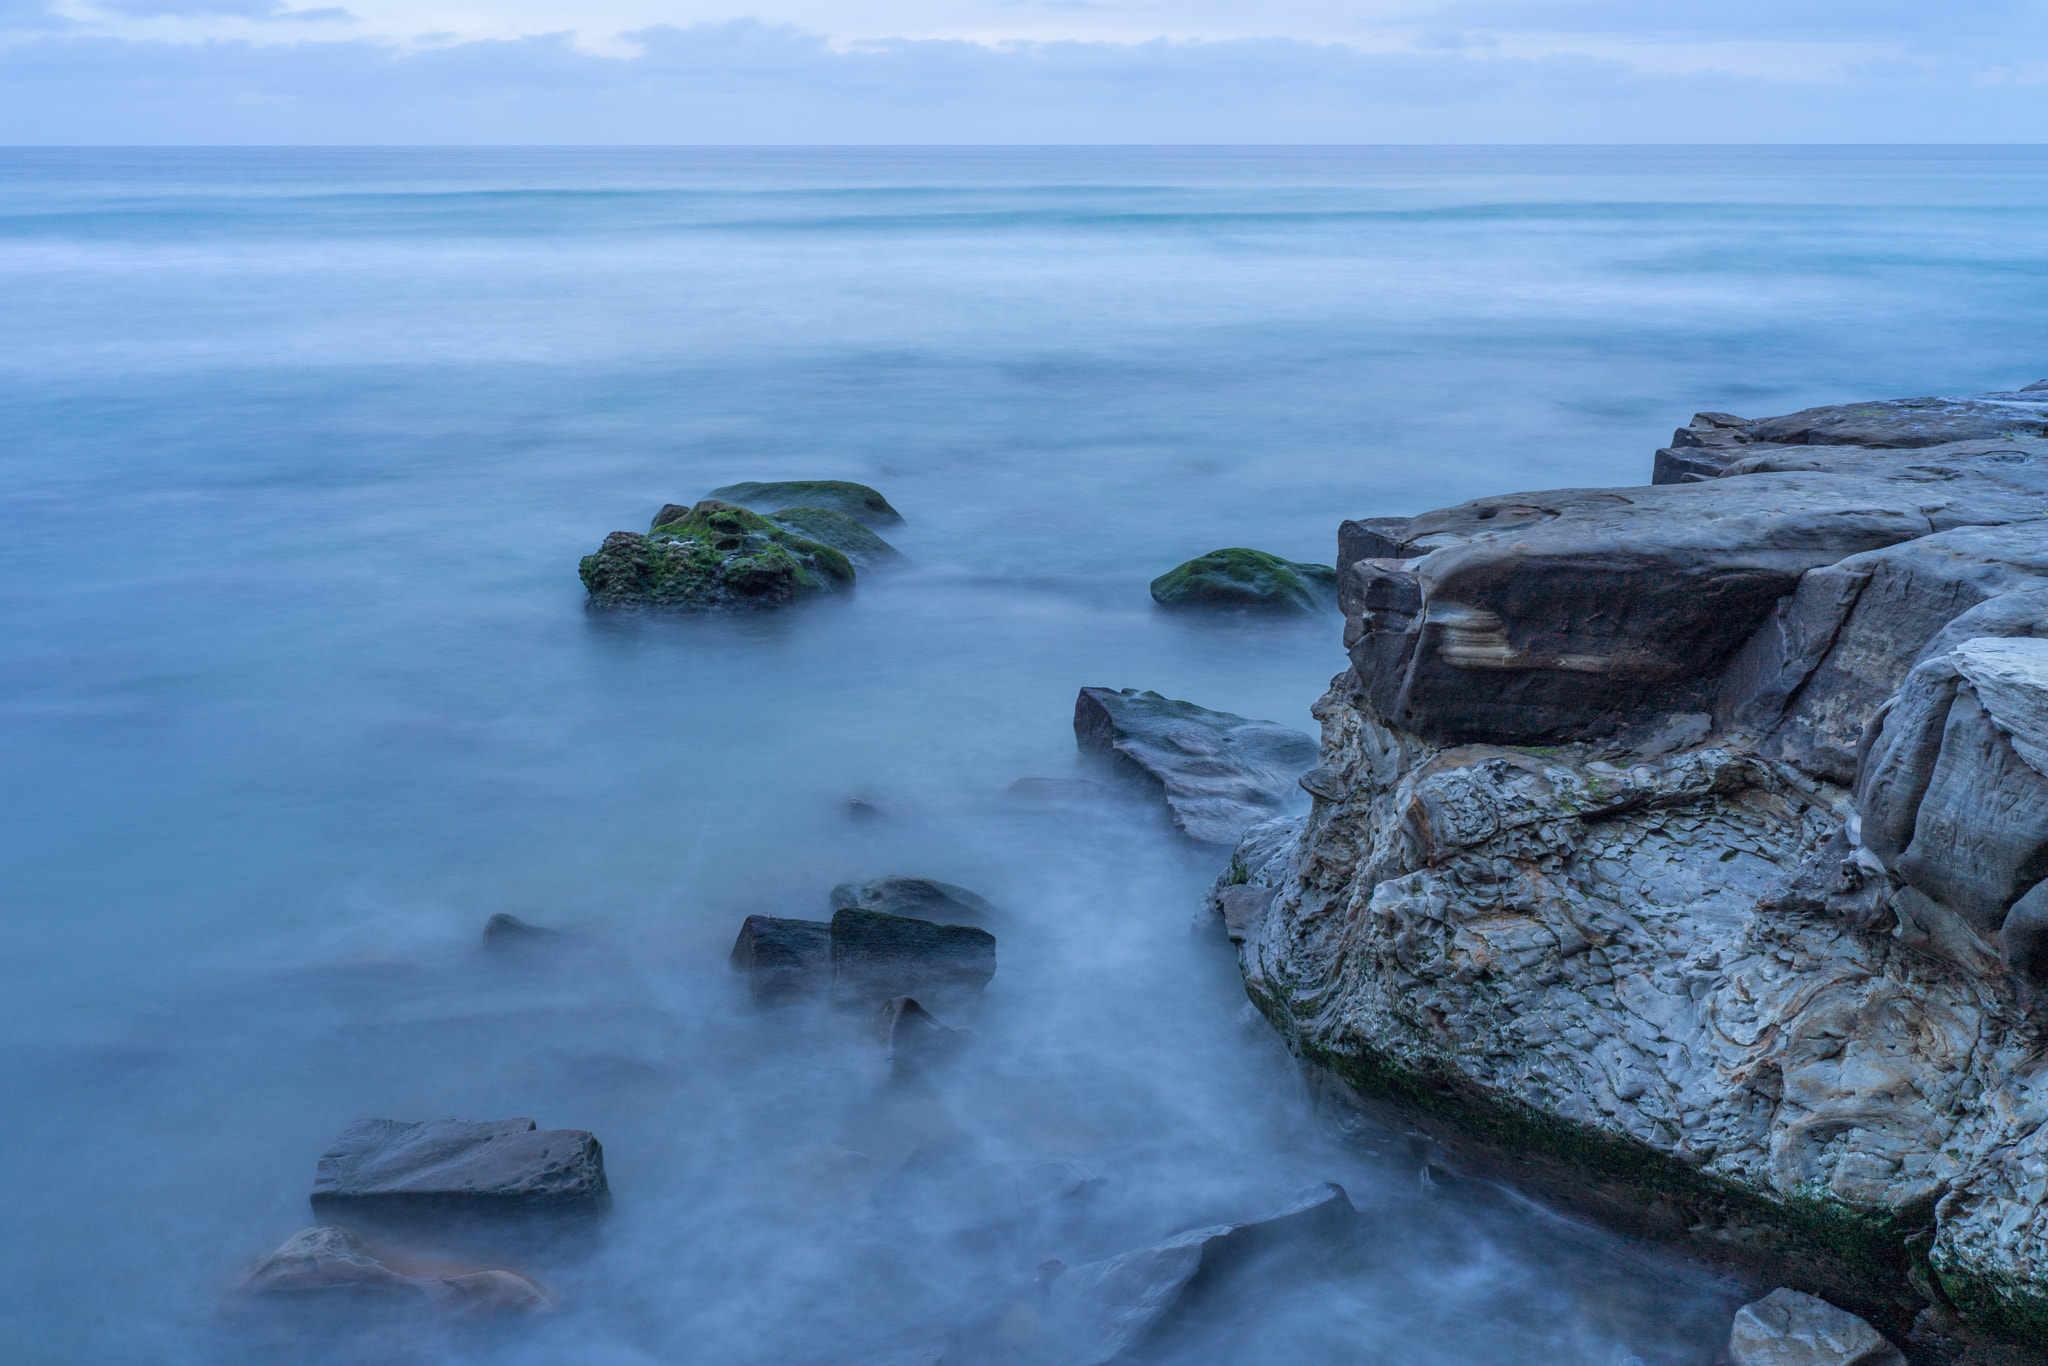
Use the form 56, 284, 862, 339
731, 914, 833, 1002
1728, 1288, 1905, 1366
232, 1225, 555, 1315
311, 1118, 609, 1217
831, 876, 998, 927
1074, 687, 1317, 846
830, 909, 996, 1005
1043, 1183, 1355, 1365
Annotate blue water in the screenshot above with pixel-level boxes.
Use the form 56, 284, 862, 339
4, 146, 2046, 1366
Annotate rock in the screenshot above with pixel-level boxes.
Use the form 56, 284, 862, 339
232, 1225, 556, 1315
730, 914, 832, 1002
766, 506, 903, 568
830, 876, 999, 927
704, 480, 903, 527
869, 996, 968, 1070
1149, 548, 1338, 614
1041, 1184, 1354, 1365
1214, 885, 1276, 944
310, 1118, 609, 1217
1074, 687, 1317, 846
1745, 395, 2048, 448
579, 500, 853, 609
479, 913, 561, 952
830, 908, 996, 1005
1728, 1289, 1905, 1366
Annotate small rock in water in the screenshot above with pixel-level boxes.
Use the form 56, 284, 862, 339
831, 908, 997, 1005
869, 995, 968, 1071
831, 875, 999, 927
730, 914, 833, 1002
846, 797, 884, 821
310, 1118, 610, 1218
705, 479, 903, 527
231, 1225, 555, 1315
1074, 687, 1317, 846
1728, 1288, 1905, 1366
767, 506, 904, 567
578, 500, 854, 610
1149, 547, 1339, 614
479, 913, 562, 952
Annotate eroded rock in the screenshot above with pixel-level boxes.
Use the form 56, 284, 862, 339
579, 501, 854, 609
1149, 548, 1337, 614
232, 1225, 555, 1315
1074, 687, 1316, 846
767, 506, 904, 568
310, 1118, 609, 1217
704, 480, 903, 527
1728, 1288, 1904, 1366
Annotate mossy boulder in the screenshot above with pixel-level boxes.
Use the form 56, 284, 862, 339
764, 507, 902, 569
1149, 548, 1338, 614
705, 480, 902, 528
579, 500, 854, 609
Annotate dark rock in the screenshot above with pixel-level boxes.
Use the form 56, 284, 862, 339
830, 876, 998, 927
1728, 1288, 1905, 1366
1149, 548, 1337, 614
479, 914, 561, 952
830, 909, 996, 1005
1041, 1184, 1355, 1365
731, 914, 833, 1002
1653, 444, 1755, 484
2001, 878, 2048, 1008
766, 506, 903, 568
1336, 516, 1410, 568
231, 1225, 555, 1315
579, 500, 853, 610
1074, 687, 1317, 846
310, 1118, 609, 1218
869, 996, 968, 1070
704, 480, 903, 527
846, 797, 884, 821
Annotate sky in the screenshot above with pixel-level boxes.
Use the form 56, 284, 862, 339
0, 0, 2044, 142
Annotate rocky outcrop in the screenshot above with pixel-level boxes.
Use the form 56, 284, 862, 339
231, 1225, 555, 1315
704, 479, 903, 526
580, 500, 854, 609
1232, 386, 2048, 1356
1074, 687, 1317, 846
310, 1118, 609, 1217
1149, 548, 1338, 614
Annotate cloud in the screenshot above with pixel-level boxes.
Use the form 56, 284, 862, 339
0, 0, 69, 31
1408, 0, 2038, 42
0, 19, 2042, 143
91, 0, 353, 19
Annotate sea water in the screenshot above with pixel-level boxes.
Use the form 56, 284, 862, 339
4, 146, 2047, 1366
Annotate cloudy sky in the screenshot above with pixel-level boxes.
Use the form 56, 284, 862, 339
1, 0, 2043, 142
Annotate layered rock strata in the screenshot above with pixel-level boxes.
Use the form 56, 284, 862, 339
1075, 687, 1317, 846
1226, 387, 2048, 1355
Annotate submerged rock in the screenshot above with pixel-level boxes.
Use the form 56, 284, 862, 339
479, 913, 561, 952
1239, 383, 2048, 1356
831, 876, 999, 927
869, 995, 969, 1071
705, 479, 903, 527
1728, 1289, 1904, 1366
1041, 1184, 1355, 1365
730, 914, 833, 1002
232, 1225, 555, 1315
1149, 548, 1338, 614
1074, 687, 1317, 846
830, 908, 996, 1005
766, 506, 904, 569
579, 500, 853, 610
310, 1118, 609, 1217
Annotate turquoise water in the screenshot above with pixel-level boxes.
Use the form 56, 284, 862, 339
4, 146, 2046, 1365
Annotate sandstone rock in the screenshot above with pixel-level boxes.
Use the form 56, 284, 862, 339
1041, 1184, 1354, 1365
310, 1118, 609, 1217
766, 506, 903, 568
1149, 548, 1338, 614
731, 914, 832, 1002
831, 876, 999, 927
232, 1225, 556, 1315
1728, 1288, 1904, 1366
704, 479, 903, 527
579, 500, 853, 609
830, 908, 996, 1005
1074, 687, 1317, 846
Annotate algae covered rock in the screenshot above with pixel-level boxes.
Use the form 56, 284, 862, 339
1150, 548, 1337, 614
579, 500, 853, 610
765, 506, 903, 569
705, 480, 902, 527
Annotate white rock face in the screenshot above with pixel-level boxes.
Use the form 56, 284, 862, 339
1729, 1288, 1905, 1366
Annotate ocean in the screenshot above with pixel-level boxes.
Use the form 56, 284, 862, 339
4, 145, 2046, 1365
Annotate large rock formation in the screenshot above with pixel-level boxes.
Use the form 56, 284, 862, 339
1227, 386, 2048, 1356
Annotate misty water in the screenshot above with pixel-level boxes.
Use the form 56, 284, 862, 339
6, 146, 2048, 1366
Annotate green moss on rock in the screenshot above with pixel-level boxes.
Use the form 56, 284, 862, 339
764, 506, 903, 568
580, 500, 854, 609
1150, 548, 1338, 614
705, 480, 902, 528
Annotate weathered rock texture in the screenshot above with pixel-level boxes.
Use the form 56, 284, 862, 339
1232, 386, 2048, 1356
231, 1225, 555, 1315
1730, 1288, 1906, 1366
579, 500, 854, 609
1150, 548, 1338, 614
310, 1118, 609, 1217
1075, 687, 1317, 846
704, 479, 903, 526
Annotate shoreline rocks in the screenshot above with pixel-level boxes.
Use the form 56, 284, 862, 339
231, 1225, 555, 1316
310, 1118, 610, 1218
1231, 384, 2048, 1358
580, 500, 854, 610
729, 883, 999, 1007
1150, 548, 1338, 614
705, 479, 903, 526
1074, 687, 1317, 846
